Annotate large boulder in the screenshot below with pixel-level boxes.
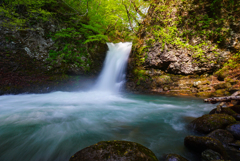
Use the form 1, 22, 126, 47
164, 154, 189, 161
209, 108, 237, 115
201, 149, 223, 161
226, 123, 240, 140
69, 140, 158, 161
189, 114, 236, 133
209, 107, 240, 121
206, 129, 234, 146
184, 136, 227, 159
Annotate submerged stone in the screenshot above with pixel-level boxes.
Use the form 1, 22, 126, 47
69, 140, 158, 161
189, 114, 236, 133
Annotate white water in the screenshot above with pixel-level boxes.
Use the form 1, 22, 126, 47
0, 42, 217, 161
94, 42, 132, 93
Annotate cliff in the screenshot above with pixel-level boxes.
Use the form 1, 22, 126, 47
126, 0, 240, 97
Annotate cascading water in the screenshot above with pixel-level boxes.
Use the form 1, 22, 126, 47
0, 41, 216, 161
94, 42, 132, 93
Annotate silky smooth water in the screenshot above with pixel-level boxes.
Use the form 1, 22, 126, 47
0, 43, 215, 161
0, 92, 215, 161
94, 42, 132, 93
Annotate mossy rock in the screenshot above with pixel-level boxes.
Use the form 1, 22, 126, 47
213, 82, 232, 90
195, 92, 213, 98
209, 108, 237, 115
207, 129, 234, 146
201, 149, 223, 161
189, 114, 236, 133
212, 89, 231, 97
184, 136, 227, 159
164, 154, 189, 161
69, 140, 158, 161
216, 70, 229, 81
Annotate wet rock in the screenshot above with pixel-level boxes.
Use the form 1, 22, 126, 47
201, 149, 223, 161
69, 140, 158, 161
207, 129, 234, 146
209, 107, 237, 115
184, 136, 227, 158
164, 154, 189, 161
226, 123, 240, 139
189, 114, 236, 133
225, 143, 240, 160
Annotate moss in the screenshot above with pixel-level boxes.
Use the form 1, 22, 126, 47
190, 114, 236, 133
213, 89, 231, 97
195, 91, 213, 98
70, 140, 158, 161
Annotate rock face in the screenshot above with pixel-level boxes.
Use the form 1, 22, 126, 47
184, 136, 227, 158
126, 0, 240, 97
145, 44, 224, 75
164, 154, 189, 161
69, 141, 158, 161
189, 114, 236, 133
226, 123, 240, 140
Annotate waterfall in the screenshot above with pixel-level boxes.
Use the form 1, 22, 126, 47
94, 42, 132, 93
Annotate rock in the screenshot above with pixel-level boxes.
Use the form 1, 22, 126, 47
189, 114, 236, 133
226, 123, 240, 139
213, 82, 232, 90
201, 149, 223, 161
207, 129, 234, 146
224, 142, 240, 161
164, 154, 189, 161
230, 105, 240, 114
209, 107, 237, 115
184, 136, 227, 158
69, 140, 158, 161
232, 114, 240, 121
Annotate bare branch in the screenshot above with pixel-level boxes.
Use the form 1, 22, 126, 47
122, 0, 136, 34
129, 0, 145, 18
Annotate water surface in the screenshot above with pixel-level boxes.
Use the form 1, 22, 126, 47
0, 91, 215, 161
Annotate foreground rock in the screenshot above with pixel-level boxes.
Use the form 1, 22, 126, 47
226, 123, 240, 140
209, 108, 237, 115
69, 140, 158, 161
184, 136, 227, 159
164, 154, 189, 161
201, 149, 223, 161
207, 129, 234, 146
189, 114, 236, 133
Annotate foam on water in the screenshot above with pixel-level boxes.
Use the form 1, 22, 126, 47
0, 42, 217, 161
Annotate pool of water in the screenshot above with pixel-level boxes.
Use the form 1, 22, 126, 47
0, 91, 215, 161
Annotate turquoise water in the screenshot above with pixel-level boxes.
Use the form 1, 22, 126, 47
0, 91, 215, 161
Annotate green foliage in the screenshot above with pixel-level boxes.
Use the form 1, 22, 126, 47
223, 51, 240, 69
134, 0, 239, 67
